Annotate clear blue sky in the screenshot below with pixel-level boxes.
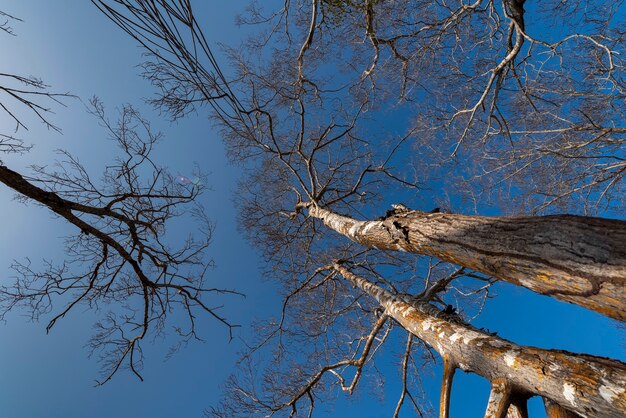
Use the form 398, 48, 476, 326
0, 2, 622, 418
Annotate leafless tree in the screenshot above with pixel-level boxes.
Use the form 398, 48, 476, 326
207, 259, 497, 417
207, 257, 625, 417
383, 0, 626, 216
306, 203, 626, 321
0, 9, 247, 383
0, 97, 242, 383
87, 0, 625, 414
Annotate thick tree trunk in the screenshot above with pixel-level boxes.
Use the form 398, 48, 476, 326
332, 263, 626, 417
310, 205, 626, 321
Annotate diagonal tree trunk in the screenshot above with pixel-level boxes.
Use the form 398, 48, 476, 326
309, 205, 626, 321
332, 263, 626, 417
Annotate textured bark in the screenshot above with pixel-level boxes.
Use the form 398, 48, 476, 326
506, 397, 529, 418
544, 398, 582, 418
485, 379, 513, 418
332, 263, 626, 417
0, 165, 70, 213
311, 206, 626, 321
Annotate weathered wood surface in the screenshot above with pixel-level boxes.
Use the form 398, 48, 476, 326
333, 263, 626, 417
311, 206, 626, 321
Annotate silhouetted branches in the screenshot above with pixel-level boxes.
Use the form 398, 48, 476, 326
90, 0, 626, 414
0, 8, 73, 137
0, 98, 241, 383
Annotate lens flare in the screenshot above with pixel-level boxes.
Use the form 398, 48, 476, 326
176, 175, 202, 186
176, 175, 192, 185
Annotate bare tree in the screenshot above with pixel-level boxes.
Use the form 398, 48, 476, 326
207, 259, 625, 417
0, 8, 247, 383
208, 258, 488, 417
0, 98, 242, 383
91, 0, 626, 308
329, 263, 625, 417
386, 0, 626, 215
306, 203, 626, 320
85, 0, 625, 414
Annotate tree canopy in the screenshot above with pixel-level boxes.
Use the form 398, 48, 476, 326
1, 1, 624, 417
91, 0, 626, 415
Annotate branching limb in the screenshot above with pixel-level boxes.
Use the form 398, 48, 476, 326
393, 333, 424, 418
485, 380, 515, 418
440, 355, 457, 418
0, 103, 240, 381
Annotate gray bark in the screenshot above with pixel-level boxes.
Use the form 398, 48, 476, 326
332, 263, 626, 417
310, 205, 626, 321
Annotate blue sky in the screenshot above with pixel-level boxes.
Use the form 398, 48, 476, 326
0, 2, 273, 417
0, 2, 623, 418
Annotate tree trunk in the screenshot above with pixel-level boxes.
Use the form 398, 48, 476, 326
310, 205, 626, 321
332, 263, 626, 417
440, 356, 455, 418
543, 398, 582, 417
485, 379, 513, 418
506, 396, 529, 418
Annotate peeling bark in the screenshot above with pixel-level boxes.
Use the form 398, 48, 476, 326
332, 263, 626, 417
485, 379, 513, 418
311, 206, 626, 321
